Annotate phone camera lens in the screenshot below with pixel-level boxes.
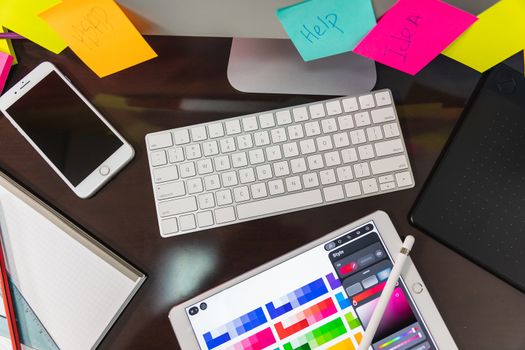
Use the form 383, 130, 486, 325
189, 306, 199, 316
200, 303, 207, 310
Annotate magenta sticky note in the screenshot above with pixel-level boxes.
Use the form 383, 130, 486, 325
354, 0, 477, 75
0, 52, 14, 93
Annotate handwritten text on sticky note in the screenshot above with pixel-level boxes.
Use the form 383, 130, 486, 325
443, 0, 525, 73
0, 52, 14, 93
41, 0, 157, 77
276, 0, 376, 62
354, 0, 477, 75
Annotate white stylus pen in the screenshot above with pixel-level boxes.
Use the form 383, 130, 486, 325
357, 235, 415, 350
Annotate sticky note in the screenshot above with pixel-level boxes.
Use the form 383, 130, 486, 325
353, 0, 477, 75
276, 0, 376, 62
0, 52, 14, 93
443, 0, 525, 72
41, 0, 157, 77
0, 27, 17, 65
0, 0, 66, 54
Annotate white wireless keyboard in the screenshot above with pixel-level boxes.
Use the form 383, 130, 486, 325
146, 89, 414, 237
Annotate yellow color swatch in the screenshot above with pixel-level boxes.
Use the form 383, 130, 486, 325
0, 27, 17, 65
0, 0, 66, 54
442, 0, 525, 72
327, 338, 356, 350
41, 0, 157, 77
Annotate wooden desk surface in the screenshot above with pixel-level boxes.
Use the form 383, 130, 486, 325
1, 37, 524, 350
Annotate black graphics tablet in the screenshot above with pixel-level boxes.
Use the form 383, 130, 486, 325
411, 63, 525, 292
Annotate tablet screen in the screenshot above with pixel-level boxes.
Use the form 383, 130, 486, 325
186, 221, 437, 350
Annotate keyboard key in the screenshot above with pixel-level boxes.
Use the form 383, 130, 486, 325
379, 175, 394, 183
371, 107, 396, 123
375, 139, 404, 157
283, 142, 299, 157
366, 126, 383, 141
325, 100, 343, 116
350, 129, 367, 145
242, 116, 258, 132
316, 136, 333, 151
324, 185, 344, 202
153, 166, 179, 183
383, 123, 400, 138
380, 182, 396, 191
185, 144, 202, 160
208, 123, 224, 138
198, 193, 215, 209
237, 135, 253, 150
336, 166, 353, 181
248, 149, 265, 164
225, 120, 242, 135
214, 156, 231, 171
342, 97, 359, 112
215, 206, 236, 224
321, 118, 337, 133
266, 145, 282, 161
197, 159, 213, 174
148, 133, 173, 150
237, 190, 323, 220
239, 168, 256, 184
158, 197, 197, 217
268, 179, 285, 195
187, 178, 204, 194
290, 158, 307, 173
173, 129, 190, 145
276, 110, 292, 125
338, 115, 354, 130
286, 176, 302, 191
254, 131, 270, 146
341, 148, 358, 163
191, 126, 207, 142
202, 141, 219, 156
309, 103, 326, 119
251, 183, 268, 198
259, 113, 275, 128
151, 151, 167, 167
359, 94, 375, 109
204, 174, 221, 190
354, 162, 371, 178
375, 91, 392, 106
288, 125, 304, 140
220, 137, 236, 153
345, 182, 362, 197
232, 152, 248, 168
305, 121, 321, 137
324, 151, 341, 167
307, 154, 324, 170
292, 106, 308, 122
197, 211, 214, 227
271, 128, 287, 143
216, 189, 233, 205
256, 164, 272, 180
354, 112, 371, 127
333, 132, 350, 148
234, 186, 251, 202
320, 169, 336, 185
221, 171, 238, 187
302, 173, 319, 188
300, 139, 316, 155
358, 145, 375, 160
168, 147, 185, 163
273, 161, 290, 177
395, 171, 413, 187
156, 181, 185, 200
371, 155, 408, 175
179, 214, 196, 231
361, 178, 379, 194
161, 218, 178, 235
180, 162, 196, 178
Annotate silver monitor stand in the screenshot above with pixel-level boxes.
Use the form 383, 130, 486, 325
227, 38, 377, 96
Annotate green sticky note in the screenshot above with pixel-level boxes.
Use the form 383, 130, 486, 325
276, 0, 376, 61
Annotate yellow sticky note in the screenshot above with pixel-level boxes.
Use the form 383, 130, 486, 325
0, 27, 17, 65
0, 0, 66, 54
41, 0, 157, 77
443, 0, 525, 72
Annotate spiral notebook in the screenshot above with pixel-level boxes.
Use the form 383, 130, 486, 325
0, 169, 145, 350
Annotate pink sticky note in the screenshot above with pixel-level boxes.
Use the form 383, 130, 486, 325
354, 0, 477, 75
0, 52, 13, 93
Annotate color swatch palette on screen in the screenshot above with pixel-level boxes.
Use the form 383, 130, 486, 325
283, 318, 346, 350
275, 298, 337, 339
204, 308, 267, 349
266, 278, 328, 319
228, 328, 276, 350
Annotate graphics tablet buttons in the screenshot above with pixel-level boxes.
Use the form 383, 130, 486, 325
99, 166, 110, 176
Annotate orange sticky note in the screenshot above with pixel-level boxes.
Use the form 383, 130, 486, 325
41, 0, 157, 77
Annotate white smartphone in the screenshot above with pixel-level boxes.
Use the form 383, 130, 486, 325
0, 62, 134, 198
169, 211, 457, 350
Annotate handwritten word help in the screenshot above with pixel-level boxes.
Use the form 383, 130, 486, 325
300, 14, 344, 43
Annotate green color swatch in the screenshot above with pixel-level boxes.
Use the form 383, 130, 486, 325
283, 317, 347, 350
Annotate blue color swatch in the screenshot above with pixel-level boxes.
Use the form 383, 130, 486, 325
335, 292, 351, 310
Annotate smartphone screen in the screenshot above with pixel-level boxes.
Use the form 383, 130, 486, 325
5, 72, 123, 186
184, 221, 437, 350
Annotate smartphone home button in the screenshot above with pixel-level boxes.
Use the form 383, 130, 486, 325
99, 166, 110, 176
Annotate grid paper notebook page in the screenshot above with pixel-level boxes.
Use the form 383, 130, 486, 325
0, 186, 139, 350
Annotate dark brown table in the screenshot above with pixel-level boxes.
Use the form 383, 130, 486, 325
1, 37, 524, 350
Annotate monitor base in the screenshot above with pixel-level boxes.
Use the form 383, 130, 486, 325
227, 38, 377, 96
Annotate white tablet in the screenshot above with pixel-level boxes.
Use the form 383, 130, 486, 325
169, 211, 457, 350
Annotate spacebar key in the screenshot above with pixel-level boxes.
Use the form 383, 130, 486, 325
237, 190, 323, 220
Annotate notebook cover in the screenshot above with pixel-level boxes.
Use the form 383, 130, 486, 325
410, 64, 525, 292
